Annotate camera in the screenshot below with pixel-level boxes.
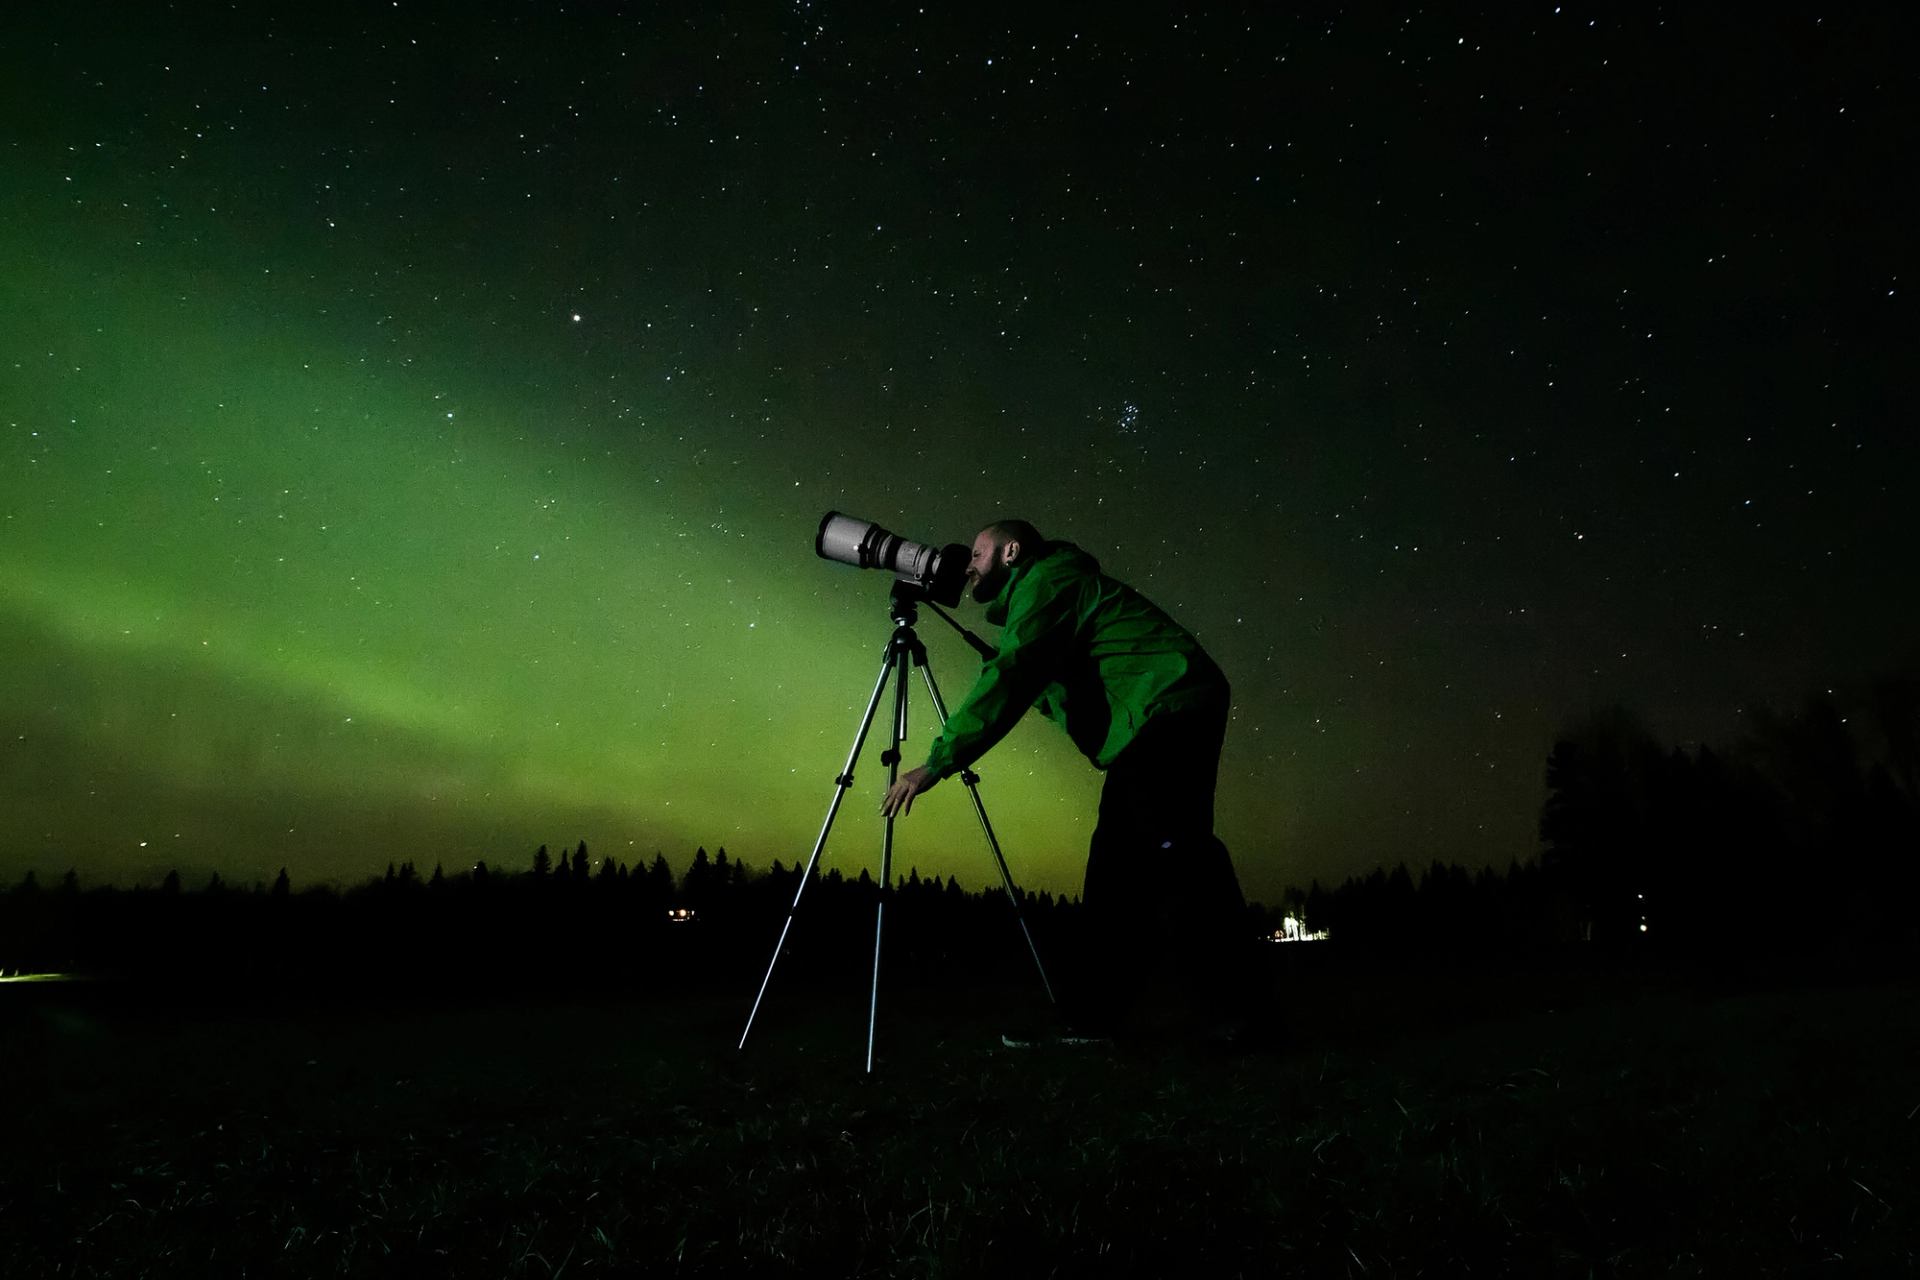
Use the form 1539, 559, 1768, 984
816, 512, 969, 607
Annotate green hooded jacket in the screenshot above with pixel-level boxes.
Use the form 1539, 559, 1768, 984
923, 541, 1229, 781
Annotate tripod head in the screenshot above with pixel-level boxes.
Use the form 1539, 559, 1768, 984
888, 581, 996, 660
887, 580, 926, 626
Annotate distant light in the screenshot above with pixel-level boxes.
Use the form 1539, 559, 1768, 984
1639, 923, 1648, 932
1268, 917, 1327, 943
571, 313, 582, 322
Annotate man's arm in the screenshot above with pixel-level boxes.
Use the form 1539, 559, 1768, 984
921, 572, 1079, 782
883, 573, 1079, 818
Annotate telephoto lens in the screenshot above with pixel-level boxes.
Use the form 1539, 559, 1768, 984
816, 512, 968, 607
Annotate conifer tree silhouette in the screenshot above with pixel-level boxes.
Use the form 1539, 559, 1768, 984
1540, 705, 1669, 943
685, 847, 713, 911
646, 852, 674, 899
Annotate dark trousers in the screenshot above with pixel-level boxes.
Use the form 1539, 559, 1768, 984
1065, 703, 1266, 1032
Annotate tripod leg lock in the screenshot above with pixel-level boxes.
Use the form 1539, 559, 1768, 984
836, 772, 855, 787
960, 768, 980, 785
880, 747, 901, 767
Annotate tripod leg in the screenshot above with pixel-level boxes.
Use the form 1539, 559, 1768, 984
738, 639, 898, 1052
867, 642, 912, 1074
915, 660, 1058, 1005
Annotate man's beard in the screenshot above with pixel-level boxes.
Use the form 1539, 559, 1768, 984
970, 565, 1006, 604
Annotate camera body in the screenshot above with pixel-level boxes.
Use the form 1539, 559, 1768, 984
816, 512, 969, 607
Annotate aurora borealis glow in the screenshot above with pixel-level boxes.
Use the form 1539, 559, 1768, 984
4, 6, 1912, 901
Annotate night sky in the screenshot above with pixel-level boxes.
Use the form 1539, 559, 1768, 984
3, 5, 1912, 902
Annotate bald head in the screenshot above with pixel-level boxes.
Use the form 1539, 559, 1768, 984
980, 518, 1044, 550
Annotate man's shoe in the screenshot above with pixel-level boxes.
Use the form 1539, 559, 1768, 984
999, 1024, 1113, 1049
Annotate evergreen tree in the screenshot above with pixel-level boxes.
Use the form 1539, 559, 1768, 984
685, 847, 713, 909
1867, 675, 1919, 800
575, 841, 592, 882
646, 852, 674, 897
1540, 705, 1670, 943
429, 862, 445, 889
271, 867, 291, 898
160, 869, 180, 895
532, 845, 552, 879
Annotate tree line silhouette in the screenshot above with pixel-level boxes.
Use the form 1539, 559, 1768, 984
1289, 675, 1919, 972
1533, 678, 1918, 968
0, 840, 1076, 992
4, 674, 1914, 988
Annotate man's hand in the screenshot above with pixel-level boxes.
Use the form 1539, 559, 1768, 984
881, 766, 937, 818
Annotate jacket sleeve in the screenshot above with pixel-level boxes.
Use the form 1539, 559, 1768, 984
923, 572, 1079, 781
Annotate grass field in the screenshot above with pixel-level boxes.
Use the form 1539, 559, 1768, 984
3, 959, 1916, 1277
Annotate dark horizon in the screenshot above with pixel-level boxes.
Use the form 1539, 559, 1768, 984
7, 661, 1915, 907
11, 662, 1914, 993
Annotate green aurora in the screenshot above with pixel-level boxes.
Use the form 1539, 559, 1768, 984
1, 243, 1125, 894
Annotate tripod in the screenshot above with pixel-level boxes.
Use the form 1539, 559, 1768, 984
737, 581, 1056, 1072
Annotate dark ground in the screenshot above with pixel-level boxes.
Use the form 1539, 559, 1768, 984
2, 952, 1916, 1277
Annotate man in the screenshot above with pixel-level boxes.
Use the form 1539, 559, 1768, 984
881, 519, 1271, 1046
